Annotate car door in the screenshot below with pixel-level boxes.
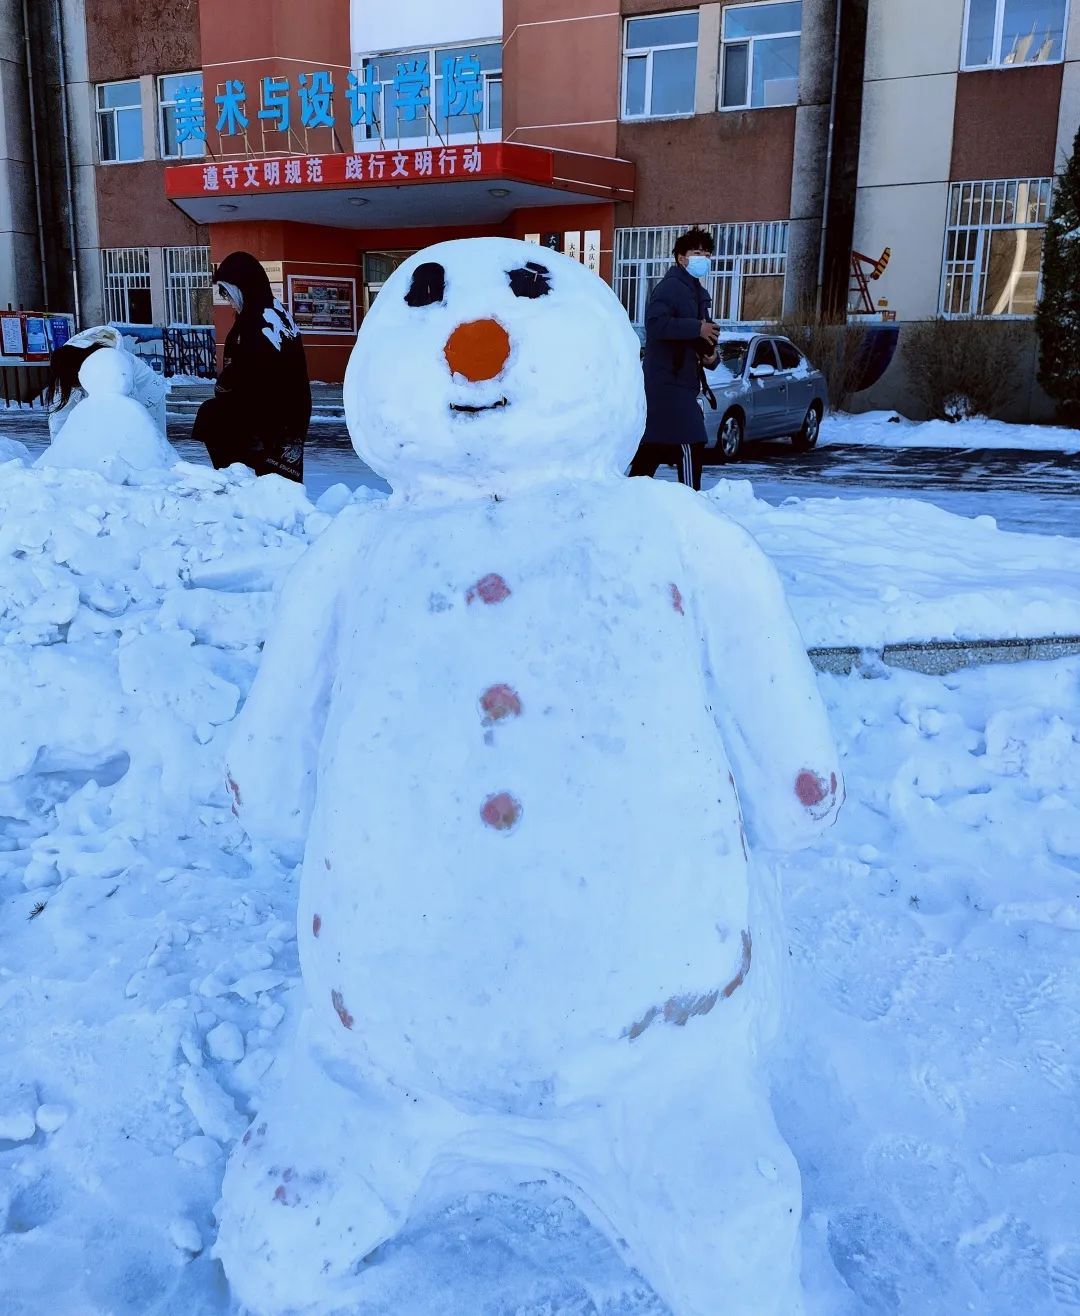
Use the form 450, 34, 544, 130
745, 338, 785, 437
774, 337, 811, 431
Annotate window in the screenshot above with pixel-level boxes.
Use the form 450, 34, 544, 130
96, 80, 143, 162
622, 12, 698, 119
775, 338, 802, 369
751, 339, 780, 369
721, 1, 801, 109
102, 247, 152, 323
963, 0, 1068, 68
941, 177, 1052, 316
614, 222, 788, 325
359, 42, 502, 146
159, 73, 204, 159
165, 246, 212, 324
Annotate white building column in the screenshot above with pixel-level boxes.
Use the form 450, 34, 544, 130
59, 0, 103, 327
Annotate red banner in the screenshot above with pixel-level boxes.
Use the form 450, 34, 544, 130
166, 143, 553, 199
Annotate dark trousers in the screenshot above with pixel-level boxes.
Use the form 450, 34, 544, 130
627, 441, 705, 492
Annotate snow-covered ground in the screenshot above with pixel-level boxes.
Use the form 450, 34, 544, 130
823, 410, 1080, 453
1, 453, 1078, 1313
709, 479, 1080, 647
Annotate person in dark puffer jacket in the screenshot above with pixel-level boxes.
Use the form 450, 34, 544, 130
194, 251, 311, 483
628, 227, 720, 492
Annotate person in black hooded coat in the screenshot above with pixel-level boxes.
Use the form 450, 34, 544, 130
194, 251, 311, 482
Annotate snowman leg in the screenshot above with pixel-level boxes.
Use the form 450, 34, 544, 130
589, 1037, 804, 1316
215, 1013, 450, 1316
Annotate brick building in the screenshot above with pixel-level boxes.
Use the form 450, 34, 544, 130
2, 0, 1077, 415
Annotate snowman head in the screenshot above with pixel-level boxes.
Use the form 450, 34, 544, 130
345, 238, 645, 499
78, 347, 135, 397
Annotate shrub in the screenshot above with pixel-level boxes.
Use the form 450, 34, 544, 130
774, 305, 870, 412
900, 317, 1024, 421
1036, 125, 1080, 424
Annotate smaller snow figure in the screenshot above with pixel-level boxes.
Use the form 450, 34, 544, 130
35, 348, 176, 482
217, 238, 844, 1316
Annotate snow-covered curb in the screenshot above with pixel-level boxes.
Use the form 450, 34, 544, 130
822, 409, 1080, 453
809, 633, 1080, 675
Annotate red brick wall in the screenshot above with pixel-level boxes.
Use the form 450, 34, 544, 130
951, 65, 1063, 181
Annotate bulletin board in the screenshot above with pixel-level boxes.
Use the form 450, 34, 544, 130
287, 275, 357, 336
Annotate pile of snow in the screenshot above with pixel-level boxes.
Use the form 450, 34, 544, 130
782, 656, 1080, 1314
708, 479, 1080, 648
824, 409, 1080, 453
0, 449, 1077, 1312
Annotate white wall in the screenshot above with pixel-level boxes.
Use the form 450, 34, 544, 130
59, 0, 100, 329
865, 0, 966, 80
351, 0, 501, 57
858, 73, 957, 188
1056, 60, 1080, 170
851, 181, 950, 320
1055, 2, 1080, 172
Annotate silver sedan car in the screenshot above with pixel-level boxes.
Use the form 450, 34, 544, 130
701, 334, 829, 460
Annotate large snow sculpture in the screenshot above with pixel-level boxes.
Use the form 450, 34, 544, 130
218, 238, 844, 1315
36, 348, 175, 480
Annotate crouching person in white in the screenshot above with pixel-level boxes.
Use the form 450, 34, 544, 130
216, 237, 844, 1316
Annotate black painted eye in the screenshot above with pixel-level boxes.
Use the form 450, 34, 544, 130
508, 262, 551, 299
405, 262, 446, 307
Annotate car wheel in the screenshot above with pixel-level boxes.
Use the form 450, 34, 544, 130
717, 410, 743, 461
791, 403, 822, 451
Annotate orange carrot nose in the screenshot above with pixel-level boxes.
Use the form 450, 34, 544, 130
444, 318, 511, 382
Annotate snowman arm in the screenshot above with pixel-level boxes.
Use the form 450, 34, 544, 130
226, 513, 361, 864
128, 355, 168, 435
683, 504, 844, 851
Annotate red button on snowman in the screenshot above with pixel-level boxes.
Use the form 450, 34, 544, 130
218, 237, 843, 1315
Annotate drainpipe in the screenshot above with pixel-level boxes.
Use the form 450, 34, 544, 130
53, 0, 81, 326
816, 0, 843, 316
21, 0, 50, 308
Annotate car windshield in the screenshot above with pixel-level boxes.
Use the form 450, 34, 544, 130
711, 338, 750, 378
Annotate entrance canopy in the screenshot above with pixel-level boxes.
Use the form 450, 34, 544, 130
165, 142, 634, 229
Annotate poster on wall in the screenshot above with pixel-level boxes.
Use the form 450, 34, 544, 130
288, 275, 357, 336
47, 315, 74, 349
0, 313, 23, 358
583, 230, 601, 274
22, 316, 50, 360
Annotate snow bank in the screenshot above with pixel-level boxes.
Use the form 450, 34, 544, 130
707, 478, 1080, 648
1, 437, 1076, 1310
824, 409, 1080, 453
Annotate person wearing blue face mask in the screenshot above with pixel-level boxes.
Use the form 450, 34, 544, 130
628, 227, 720, 491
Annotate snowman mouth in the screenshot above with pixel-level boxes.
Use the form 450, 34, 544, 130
450, 398, 508, 414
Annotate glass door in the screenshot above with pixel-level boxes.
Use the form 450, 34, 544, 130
362, 251, 415, 316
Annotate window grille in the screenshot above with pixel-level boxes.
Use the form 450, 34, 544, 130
940, 177, 1053, 317
614, 223, 788, 325
102, 247, 152, 324
165, 246, 213, 325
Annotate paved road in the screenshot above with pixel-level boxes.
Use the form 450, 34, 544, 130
3, 406, 1078, 538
